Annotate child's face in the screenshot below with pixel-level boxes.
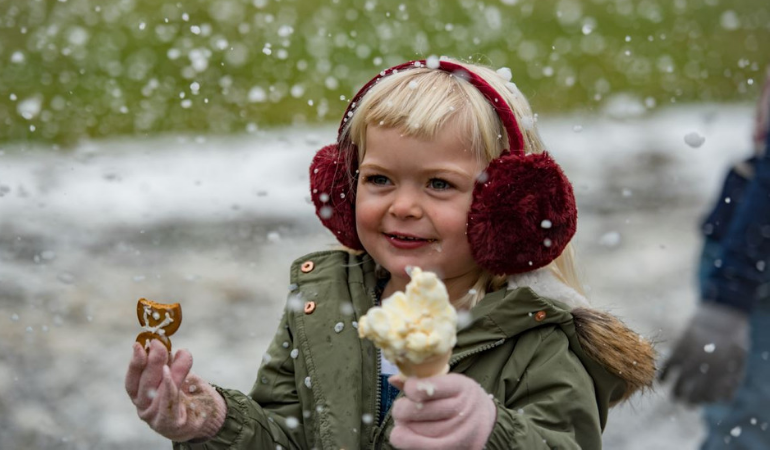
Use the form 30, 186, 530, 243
356, 125, 485, 297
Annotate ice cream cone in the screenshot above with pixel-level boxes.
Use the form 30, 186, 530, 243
396, 351, 451, 378
358, 268, 458, 380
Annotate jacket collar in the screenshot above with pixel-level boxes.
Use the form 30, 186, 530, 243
455, 268, 580, 349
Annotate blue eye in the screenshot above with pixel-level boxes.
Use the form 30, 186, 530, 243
429, 178, 451, 190
366, 175, 390, 185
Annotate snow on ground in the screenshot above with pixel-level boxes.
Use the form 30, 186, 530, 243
0, 103, 756, 449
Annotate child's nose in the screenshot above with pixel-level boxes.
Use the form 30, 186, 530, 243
388, 189, 423, 219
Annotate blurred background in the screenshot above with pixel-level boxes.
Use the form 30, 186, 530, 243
0, 0, 768, 448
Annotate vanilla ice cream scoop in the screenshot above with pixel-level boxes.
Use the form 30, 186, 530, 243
358, 267, 458, 378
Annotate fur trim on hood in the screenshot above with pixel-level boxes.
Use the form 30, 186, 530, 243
509, 269, 656, 404
508, 268, 590, 309
571, 307, 656, 404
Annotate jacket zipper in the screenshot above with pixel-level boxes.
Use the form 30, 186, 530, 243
368, 287, 383, 446
449, 338, 507, 367
373, 348, 383, 446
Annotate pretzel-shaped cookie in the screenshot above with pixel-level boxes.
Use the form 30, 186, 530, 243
135, 298, 182, 353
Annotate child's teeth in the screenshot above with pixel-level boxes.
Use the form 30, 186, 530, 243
391, 234, 434, 242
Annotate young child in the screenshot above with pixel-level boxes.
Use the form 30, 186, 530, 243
126, 59, 656, 449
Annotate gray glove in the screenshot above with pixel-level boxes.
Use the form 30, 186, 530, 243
660, 302, 750, 404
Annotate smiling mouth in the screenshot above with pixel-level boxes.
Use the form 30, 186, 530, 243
386, 233, 437, 243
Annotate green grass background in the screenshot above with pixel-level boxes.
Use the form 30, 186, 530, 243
1, 0, 768, 146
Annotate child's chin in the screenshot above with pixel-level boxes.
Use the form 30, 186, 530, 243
385, 260, 441, 278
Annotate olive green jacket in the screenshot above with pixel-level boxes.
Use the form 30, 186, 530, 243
176, 250, 655, 450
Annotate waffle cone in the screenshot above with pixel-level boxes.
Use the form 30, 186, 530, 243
396, 352, 451, 378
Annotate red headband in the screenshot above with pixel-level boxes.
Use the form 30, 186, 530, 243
338, 59, 525, 156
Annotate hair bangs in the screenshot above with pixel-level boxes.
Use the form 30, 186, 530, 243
345, 68, 496, 163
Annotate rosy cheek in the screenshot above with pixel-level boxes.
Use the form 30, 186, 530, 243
355, 202, 377, 230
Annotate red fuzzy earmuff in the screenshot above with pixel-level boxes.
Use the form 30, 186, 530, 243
310, 144, 362, 250
309, 60, 577, 275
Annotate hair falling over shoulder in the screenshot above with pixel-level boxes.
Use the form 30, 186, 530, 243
456, 243, 585, 310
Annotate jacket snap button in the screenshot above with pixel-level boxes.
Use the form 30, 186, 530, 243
301, 261, 314, 273
304, 301, 316, 314
534, 311, 547, 321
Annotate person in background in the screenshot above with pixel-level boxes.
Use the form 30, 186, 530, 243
661, 65, 770, 449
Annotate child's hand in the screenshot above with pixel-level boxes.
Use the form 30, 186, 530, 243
125, 340, 227, 442
388, 373, 496, 450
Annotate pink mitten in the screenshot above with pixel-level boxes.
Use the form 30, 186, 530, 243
388, 373, 496, 450
125, 340, 227, 442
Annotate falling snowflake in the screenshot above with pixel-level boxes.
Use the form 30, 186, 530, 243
496, 67, 512, 81
598, 231, 621, 248
684, 132, 705, 148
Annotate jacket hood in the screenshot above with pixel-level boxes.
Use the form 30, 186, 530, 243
457, 268, 656, 406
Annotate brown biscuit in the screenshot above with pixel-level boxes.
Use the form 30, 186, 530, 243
135, 298, 182, 352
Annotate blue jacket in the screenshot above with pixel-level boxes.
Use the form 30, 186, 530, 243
703, 113, 770, 313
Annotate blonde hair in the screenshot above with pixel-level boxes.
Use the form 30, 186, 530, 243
342, 59, 585, 309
